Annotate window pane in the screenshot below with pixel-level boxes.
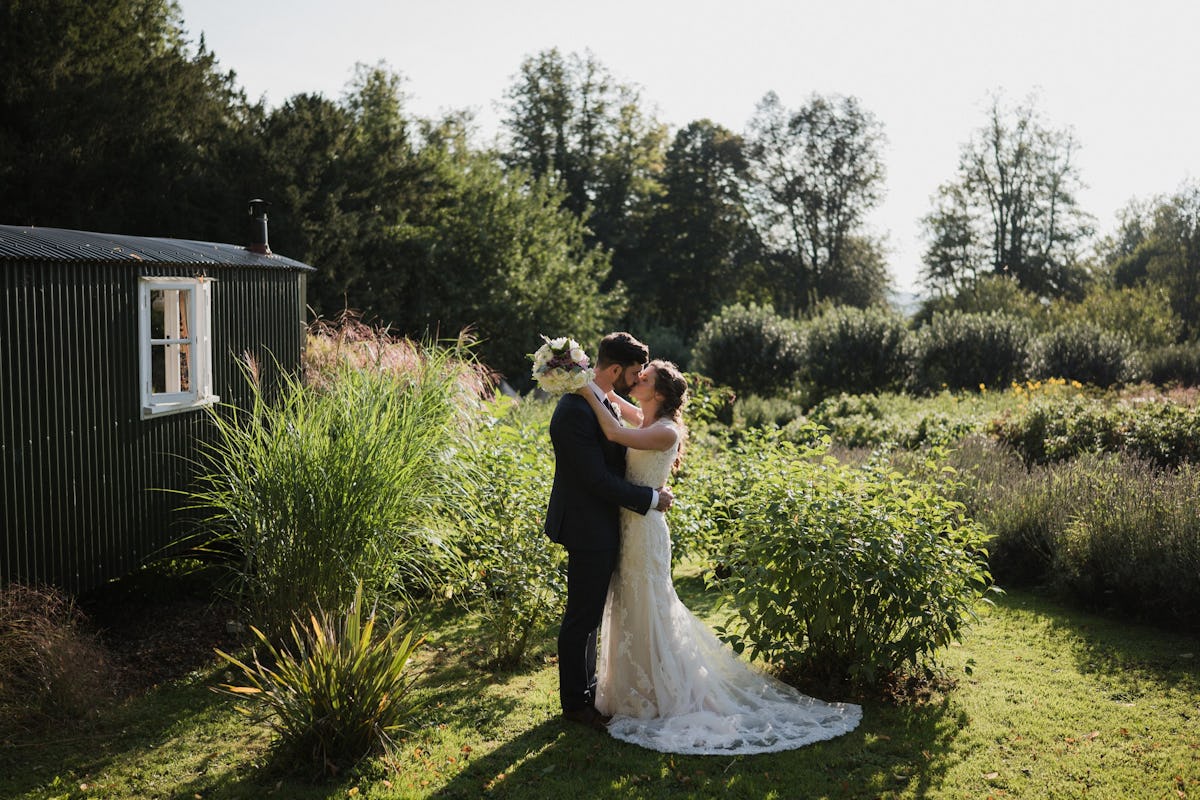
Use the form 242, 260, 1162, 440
150, 288, 191, 340
151, 343, 192, 394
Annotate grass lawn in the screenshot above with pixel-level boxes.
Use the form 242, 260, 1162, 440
2, 567, 1197, 800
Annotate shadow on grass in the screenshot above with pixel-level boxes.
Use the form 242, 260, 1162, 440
429, 697, 965, 800
0, 676, 236, 799
999, 590, 1199, 694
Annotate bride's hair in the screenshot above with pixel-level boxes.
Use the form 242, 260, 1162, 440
648, 359, 689, 470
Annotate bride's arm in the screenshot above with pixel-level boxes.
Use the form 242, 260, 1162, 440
608, 391, 643, 426
576, 388, 677, 451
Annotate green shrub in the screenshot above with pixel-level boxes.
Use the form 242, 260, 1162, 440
1060, 457, 1200, 622
637, 322, 692, 371
452, 398, 565, 669
735, 394, 804, 429
216, 584, 424, 778
1029, 322, 1139, 387
943, 437, 1094, 582
990, 395, 1200, 468
690, 303, 803, 396
800, 305, 912, 401
188, 349, 469, 641
806, 392, 977, 449
1052, 284, 1183, 349
947, 442, 1200, 626
910, 311, 1032, 392
1143, 342, 1200, 387
683, 372, 737, 427
716, 433, 994, 689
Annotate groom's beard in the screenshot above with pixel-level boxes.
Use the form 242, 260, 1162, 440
613, 373, 634, 396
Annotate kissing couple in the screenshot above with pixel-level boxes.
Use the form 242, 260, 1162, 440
544, 331, 861, 755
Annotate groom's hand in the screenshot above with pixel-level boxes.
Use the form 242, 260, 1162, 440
655, 486, 674, 512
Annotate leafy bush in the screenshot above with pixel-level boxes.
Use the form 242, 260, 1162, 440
0, 584, 113, 724
947, 442, 1200, 626
806, 392, 977, 449
690, 303, 803, 396
913, 274, 1047, 326
735, 394, 804, 429
189, 348, 469, 641
682, 372, 737, 427
800, 305, 912, 400
636, 321, 692, 371
1143, 342, 1200, 387
910, 311, 1032, 392
1029, 322, 1139, 387
942, 437, 1092, 582
1052, 284, 1183, 349
715, 432, 994, 689
1059, 456, 1200, 622
216, 584, 424, 778
990, 394, 1200, 468
451, 399, 565, 668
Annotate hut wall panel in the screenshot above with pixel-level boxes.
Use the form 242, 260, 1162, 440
2, 261, 306, 593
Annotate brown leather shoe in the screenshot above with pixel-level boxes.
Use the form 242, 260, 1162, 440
562, 706, 610, 732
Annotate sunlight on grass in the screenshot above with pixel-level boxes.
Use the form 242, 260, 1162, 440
3, 574, 1196, 799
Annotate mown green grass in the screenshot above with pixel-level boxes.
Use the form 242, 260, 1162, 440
2, 568, 1197, 800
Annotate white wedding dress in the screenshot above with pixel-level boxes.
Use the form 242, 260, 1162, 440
595, 420, 862, 755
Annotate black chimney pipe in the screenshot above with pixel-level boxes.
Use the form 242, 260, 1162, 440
247, 198, 271, 255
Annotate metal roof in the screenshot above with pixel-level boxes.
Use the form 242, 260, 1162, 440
0, 224, 315, 271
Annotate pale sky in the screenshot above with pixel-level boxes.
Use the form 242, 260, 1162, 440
178, 0, 1200, 294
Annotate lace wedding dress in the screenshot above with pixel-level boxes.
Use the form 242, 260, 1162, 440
595, 420, 862, 755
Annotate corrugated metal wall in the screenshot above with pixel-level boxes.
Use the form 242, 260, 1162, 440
2, 261, 306, 593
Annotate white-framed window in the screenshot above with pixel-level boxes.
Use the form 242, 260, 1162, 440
138, 277, 219, 418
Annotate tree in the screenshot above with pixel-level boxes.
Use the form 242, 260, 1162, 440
1102, 183, 1200, 339
745, 91, 889, 312
500, 49, 666, 284
1145, 184, 1200, 336
384, 122, 623, 381
632, 120, 763, 336
921, 95, 1093, 300
0, 0, 256, 238
257, 66, 622, 380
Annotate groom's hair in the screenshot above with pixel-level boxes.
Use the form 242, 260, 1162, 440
596, 331, 649, 368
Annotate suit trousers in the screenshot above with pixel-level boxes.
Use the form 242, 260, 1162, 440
558, 547, 619, 711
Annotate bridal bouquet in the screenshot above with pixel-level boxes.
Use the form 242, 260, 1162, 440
530, 335, 594, 393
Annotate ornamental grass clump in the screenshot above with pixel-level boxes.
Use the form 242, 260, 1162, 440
188, 343, 470, 642
215, 584, 424, 778
0, 583, 113, 724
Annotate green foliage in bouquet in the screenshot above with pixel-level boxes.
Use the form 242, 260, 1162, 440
715, 432, 994, 689
215, 583, 424, 778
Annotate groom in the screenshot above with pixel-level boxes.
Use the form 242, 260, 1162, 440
545, 331, 673, 731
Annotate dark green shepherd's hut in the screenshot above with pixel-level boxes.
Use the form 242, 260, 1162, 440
1, 203, 313, 592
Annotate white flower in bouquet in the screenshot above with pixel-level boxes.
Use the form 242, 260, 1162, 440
530, 335, 595, 393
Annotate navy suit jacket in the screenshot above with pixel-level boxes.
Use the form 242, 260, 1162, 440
544, 392, 654, 551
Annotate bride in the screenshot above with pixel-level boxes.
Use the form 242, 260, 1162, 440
575, 359, 862, 755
